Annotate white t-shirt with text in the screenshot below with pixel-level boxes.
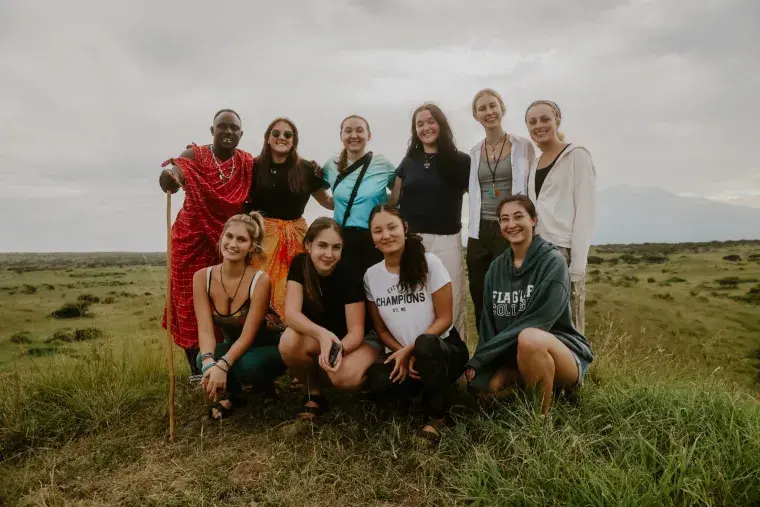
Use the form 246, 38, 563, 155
364, 252, 453, 348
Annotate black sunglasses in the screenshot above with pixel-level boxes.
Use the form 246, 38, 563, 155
271, 129, 294, 140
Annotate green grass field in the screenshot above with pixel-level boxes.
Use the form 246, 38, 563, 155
1, 243, 759, 506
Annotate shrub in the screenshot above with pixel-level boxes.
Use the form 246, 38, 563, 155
587, 256, 604, 265
103, 296, 116, 304
10, 331, 33, 344
143, 291, 153, 296
723, 255, 741, 262
21, 284, 37, 294
77, 294, 100, 304
642, 254, 668, 264
620, 254, 640, 264
647, 277, 656, 283
654, 293, 674, 301
74, 327, 105, 341
607, 257, 620, 265
50, 302, 90, 319
47, 329, 76, 343
663, 277, 687, 284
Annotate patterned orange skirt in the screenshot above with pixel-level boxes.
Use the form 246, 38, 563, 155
258, 217, 307, 317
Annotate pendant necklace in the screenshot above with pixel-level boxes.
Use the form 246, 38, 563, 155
423, 152, 436, 169
485, 134, 507, 199
220, 264, 248, 307
210, 145, 236, 182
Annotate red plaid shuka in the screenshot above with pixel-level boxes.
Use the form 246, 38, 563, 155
161, 143, 254, 349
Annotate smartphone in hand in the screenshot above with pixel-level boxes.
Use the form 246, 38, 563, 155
329, 342, 342, 367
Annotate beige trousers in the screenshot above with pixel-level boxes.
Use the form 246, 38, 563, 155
558, 247, 586, 334
420, 233, 469, 344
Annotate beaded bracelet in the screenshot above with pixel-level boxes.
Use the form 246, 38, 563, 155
219, 355, 233, 368
201, 361, 216, 374
200, 351, 215, 362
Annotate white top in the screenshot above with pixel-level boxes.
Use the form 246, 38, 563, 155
468, 134, 536, 239
527, 144, 596, 282
363, 252, 452, 348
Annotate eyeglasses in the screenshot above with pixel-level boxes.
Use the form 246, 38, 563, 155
271, 129, 294, 140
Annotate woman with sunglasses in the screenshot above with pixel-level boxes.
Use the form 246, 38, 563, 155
245, 118, 333, 320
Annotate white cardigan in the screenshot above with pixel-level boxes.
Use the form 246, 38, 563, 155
467, 134, 535, 239
527, 144, 597, 282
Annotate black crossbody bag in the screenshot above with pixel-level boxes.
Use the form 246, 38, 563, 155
332, 152, 373, 228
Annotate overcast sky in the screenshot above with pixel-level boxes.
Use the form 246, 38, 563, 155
1, 0, 758, 252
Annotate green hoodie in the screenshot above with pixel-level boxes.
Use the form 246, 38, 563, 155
467, 234, 593, 390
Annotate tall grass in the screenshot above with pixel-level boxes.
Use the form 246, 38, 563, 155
0, 333, 168, 459
2, 328, 759, 505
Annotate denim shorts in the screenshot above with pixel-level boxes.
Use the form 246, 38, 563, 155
362, 330, 386, 351
571, 350, 591, 387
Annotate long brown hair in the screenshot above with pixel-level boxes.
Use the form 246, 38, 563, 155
337, 115, 371, 173
407, 103, 463, 187
407, 103, 457, 157
369, 204, 428, 294
301, 217, 343, 312
254, 117, 312, 193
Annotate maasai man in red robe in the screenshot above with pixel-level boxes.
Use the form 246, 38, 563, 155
159, 109, 254, 375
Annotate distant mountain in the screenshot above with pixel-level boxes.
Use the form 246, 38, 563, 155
595, 185, 760, 244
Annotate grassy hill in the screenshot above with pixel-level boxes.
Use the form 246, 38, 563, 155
1, 242, 759, 505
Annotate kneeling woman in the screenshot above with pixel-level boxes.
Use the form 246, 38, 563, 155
278, 218, 381, 419
364, 205, 469, 441
194, 212, 286, 419
465, 195, 593, 414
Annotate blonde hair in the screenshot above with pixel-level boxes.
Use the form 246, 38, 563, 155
337, 114, 371, 173
472, 88, 507, 118
219, 211, 266, 264
525, 100, 566, 142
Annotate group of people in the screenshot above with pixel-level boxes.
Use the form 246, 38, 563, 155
159, 88, 596, 440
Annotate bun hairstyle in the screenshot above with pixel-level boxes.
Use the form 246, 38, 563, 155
471, 88, 507, 119
525, 100, 565, 142
369, 204, 428, 294
302, 217, 343, 312
496, 195, 538, 233
337, 114, 371, 173
220, 211, 266, 264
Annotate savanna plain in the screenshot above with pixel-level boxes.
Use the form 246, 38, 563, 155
1, 242, 759, 506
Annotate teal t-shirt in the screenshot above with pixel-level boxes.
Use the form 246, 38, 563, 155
322, 153, 396, 229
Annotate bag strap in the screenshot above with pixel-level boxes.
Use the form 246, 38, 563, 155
332, 152, 372, 192
339, 152, 373, 229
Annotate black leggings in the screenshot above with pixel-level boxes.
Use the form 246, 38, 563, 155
341, 226, 383, 276
365, 328, 469, 419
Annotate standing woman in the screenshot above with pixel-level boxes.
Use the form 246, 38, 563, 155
194, 212, 286, 419
245, 117, 333, 319
467, 89, 536, 331
389, 103, 470, 344
159, 109, 254, 375
321, 115, 396, 276
364, 205, 469, 442
525, 100, 596, 333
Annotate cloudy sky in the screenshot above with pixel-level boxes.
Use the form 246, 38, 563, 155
1, 0, 758, 252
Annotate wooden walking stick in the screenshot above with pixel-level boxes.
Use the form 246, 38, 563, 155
165, 190, 176, 442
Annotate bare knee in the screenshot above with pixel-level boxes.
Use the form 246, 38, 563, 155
330, 371, 362, 391
516, 328, 552, 368
488, 373, 505, 393
278, 328, 304, 359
